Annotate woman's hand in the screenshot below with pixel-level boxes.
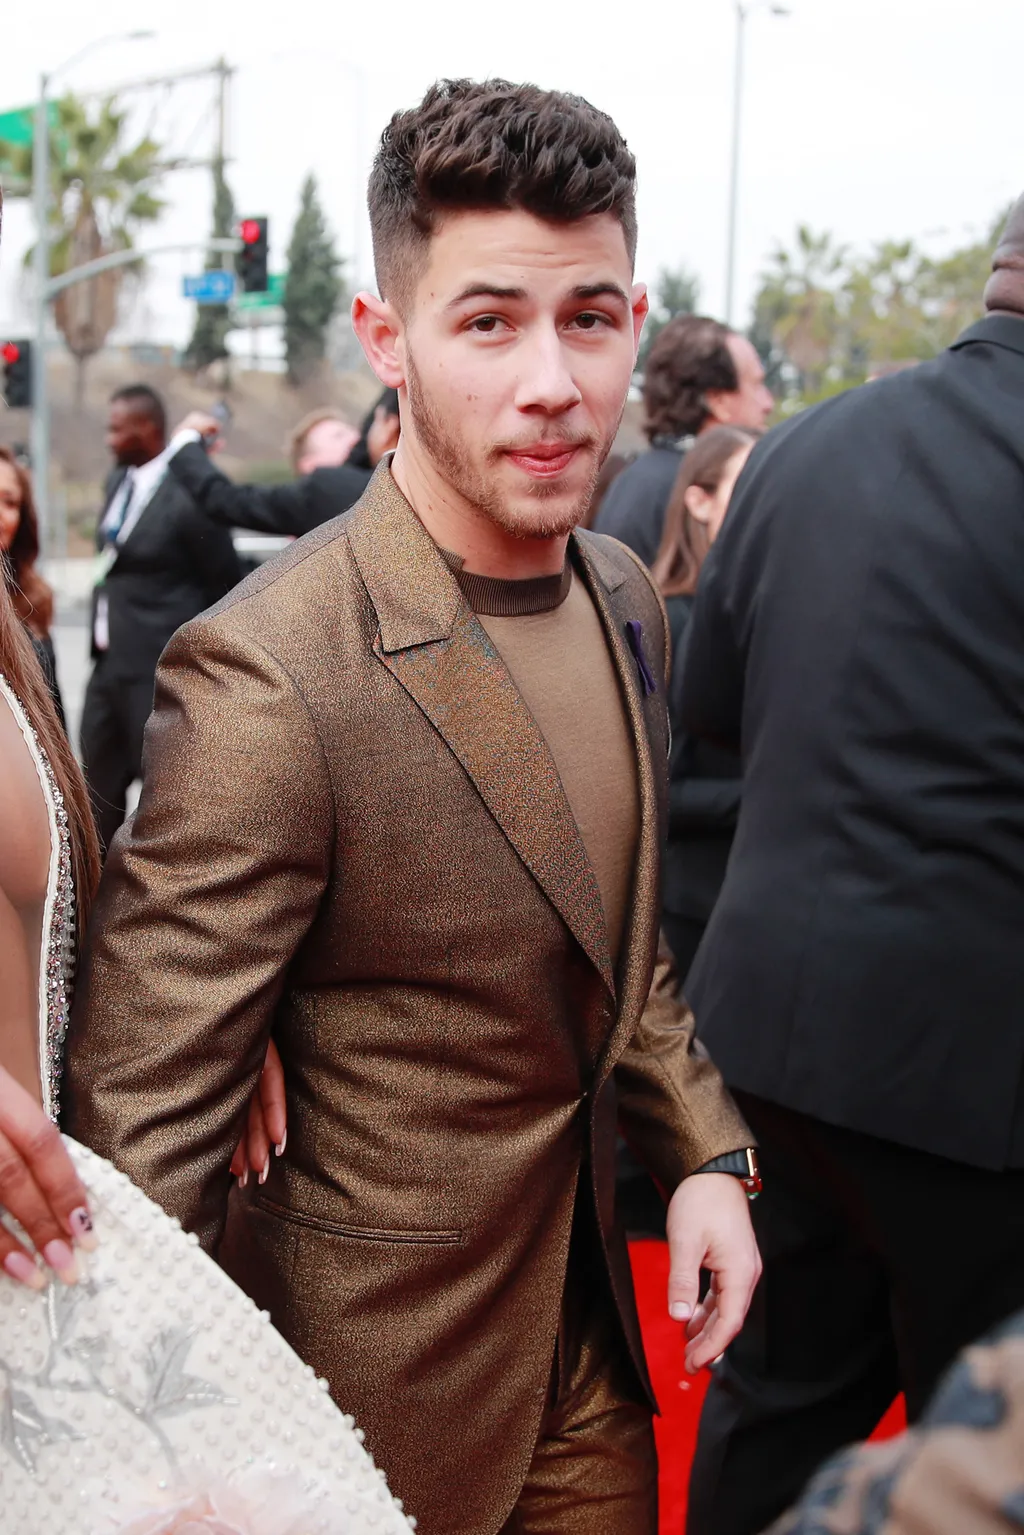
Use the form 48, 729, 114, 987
230, 1038, 287, 1187
0, 1064, 96, 1289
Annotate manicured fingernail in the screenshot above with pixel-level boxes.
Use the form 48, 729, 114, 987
275, 1131, 287, 1157
42, 1239, 79, 1285
238, 1168, 249, 1189
4, 1251, 47, 1291
69, 1207, 98, 1253
669, 1302, 693, 1322
259, 1155, 270, 1186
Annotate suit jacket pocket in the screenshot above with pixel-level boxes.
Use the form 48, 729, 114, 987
253, 1192, 463, 1245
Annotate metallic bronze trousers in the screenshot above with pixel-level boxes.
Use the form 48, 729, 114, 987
500, 1214, 658, 1534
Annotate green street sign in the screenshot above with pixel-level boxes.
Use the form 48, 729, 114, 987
0, 103, 61, 194
234, 272, 286, 310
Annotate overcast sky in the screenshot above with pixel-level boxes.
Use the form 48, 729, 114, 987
2, 0, 1022, 349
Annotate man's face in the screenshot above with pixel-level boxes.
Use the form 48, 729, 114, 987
105, 401, 159, 467
396, 209, 647, 540
297, 417, 360, 475
706, 334, 774, 432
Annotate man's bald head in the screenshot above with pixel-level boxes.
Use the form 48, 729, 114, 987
983, 195, 1024, 316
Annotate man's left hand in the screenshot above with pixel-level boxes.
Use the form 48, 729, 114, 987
665, 1171, 762, 1374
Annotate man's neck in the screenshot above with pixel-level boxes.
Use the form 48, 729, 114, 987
390, 439, 570, 580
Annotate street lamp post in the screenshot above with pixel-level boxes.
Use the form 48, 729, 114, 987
30, 31, 154, 552
724, 1, 789, 328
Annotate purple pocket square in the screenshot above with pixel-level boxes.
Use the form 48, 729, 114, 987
625, 620, 658, 697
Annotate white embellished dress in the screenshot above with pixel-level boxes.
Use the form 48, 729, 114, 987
0, 675, 414, 1534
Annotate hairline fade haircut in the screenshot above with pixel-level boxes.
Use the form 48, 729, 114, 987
110, 383, 167, 437
368, 78, 638, 309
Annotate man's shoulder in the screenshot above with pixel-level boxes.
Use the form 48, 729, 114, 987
603, 445, 680, 501
576, 527, 667, 632
188, 504, 362, 655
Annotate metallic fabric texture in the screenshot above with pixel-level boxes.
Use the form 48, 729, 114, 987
64, 465, 751, 1535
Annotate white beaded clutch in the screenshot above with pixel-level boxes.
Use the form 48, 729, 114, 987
0, 1139, 415, 1534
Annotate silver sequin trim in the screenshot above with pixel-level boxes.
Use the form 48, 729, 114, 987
0, 673, 76, 1122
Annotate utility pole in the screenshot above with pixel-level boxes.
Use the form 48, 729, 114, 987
724, 2, 790, 328
30, 81, 50, 546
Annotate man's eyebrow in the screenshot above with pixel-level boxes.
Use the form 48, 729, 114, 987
447, 283, 528, 309
572, 282, 631, 307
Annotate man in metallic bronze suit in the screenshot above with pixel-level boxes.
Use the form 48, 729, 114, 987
66, 79, 761, 1534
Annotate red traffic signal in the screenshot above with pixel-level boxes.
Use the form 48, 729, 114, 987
2, 339, 32, 408
236, 217, 269, 294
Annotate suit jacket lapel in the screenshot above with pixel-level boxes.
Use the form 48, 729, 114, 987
347, 470, 614, 996
572, 535, 663, 1082
112, 471, 171, 565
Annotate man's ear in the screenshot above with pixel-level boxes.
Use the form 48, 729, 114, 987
351, 292, 405, 388
631, 283, 649, 359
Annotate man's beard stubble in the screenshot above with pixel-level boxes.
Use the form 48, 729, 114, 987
405, 354, 619, 541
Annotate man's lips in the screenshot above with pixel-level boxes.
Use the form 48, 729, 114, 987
502, 442, 589, 478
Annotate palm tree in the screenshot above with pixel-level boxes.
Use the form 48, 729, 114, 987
1, 92, 166, 407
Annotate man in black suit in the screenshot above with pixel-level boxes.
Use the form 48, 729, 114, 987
163, 389, 400, 539
679, 197, 1024, 1535
80, 384, 241, 851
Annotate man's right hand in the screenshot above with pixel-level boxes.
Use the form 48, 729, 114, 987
173, 410, 224, 446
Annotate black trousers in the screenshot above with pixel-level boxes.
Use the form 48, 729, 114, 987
79, 658, 154, 853
686, 1091, 1024, 1535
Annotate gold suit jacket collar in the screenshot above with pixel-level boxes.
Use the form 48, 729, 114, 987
346, 467, 658, 1021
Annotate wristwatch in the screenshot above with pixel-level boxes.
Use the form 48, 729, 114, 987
691, 1147, 762, 1200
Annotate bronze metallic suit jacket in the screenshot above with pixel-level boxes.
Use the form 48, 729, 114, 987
64, 466, 750, 1534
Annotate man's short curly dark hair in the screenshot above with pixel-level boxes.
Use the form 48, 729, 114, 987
368, 78, 637, 306
643, 315, 738, 442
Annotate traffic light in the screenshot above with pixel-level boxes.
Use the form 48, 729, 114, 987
237, 217, 269, 293
2, 340, 32, 409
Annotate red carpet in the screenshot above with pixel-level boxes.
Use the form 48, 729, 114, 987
629, 1239, 907, 1532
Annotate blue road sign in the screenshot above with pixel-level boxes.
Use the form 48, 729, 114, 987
182, 270, 236, 304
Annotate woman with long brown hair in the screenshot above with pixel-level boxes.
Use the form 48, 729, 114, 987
0, 445, 64, 721
652, 425, 757, 983
0, 568, 103, 1285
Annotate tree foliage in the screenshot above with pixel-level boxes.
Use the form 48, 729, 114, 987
0, 93, 166, 404
184, 159, 235, 374
750, 209, 1005, 412
51, 94, 166, 403
638, 266, 701, 370
283, 174, 343, 385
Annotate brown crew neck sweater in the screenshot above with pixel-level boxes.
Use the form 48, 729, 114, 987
443, 551, 640, 964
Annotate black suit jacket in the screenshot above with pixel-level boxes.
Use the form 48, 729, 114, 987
93, 465, 241, 680
591, 444, 683, 566
166, 440, 372, 538
678, 314, 1024, 1171
664, 593, 741, 922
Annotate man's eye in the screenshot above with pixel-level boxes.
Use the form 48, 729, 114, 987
469, 315, 504, 333
572, 312, 609, 331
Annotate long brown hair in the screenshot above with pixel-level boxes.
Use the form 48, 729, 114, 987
0, 581, 100, 947
0, 447, 54, 637
651, 426, 757, 599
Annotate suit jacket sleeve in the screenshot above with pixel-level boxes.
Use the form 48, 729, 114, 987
614, 934, 753, 1191
176, 488, 243, 602
62, 614, 333, 1252
167, 441, 369, 537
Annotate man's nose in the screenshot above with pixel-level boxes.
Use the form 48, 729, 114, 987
514, 331, 583, 415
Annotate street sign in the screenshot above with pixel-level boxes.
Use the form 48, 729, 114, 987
0, 103, 59, 195
182, 270, 237, 304
234, 273, 286, 311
